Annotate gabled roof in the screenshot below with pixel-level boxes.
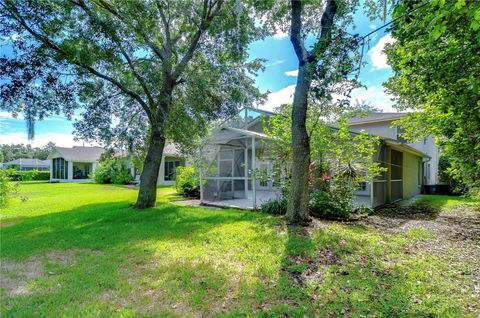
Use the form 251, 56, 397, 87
49, 146, 105, 162
49, 143, 181, 162
348, 112, 406, 125
4, 158, 50, 166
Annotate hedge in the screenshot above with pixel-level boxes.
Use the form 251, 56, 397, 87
6, 170, 50, 181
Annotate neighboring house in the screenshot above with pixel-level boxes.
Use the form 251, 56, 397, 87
156, 143, 185, 186
199, 107, 429, 210
348, 112, 440, 194
49, 146, 105, 182
2, 158, 50, 171
48, 145, 184, 184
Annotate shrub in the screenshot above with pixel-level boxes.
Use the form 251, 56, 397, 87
91, 158, 132, 184
175, 166, 200, 198
261, 197, 287, 215
0, 170, 17, 207
309, 187, 355, 219
6, 169, 50, 181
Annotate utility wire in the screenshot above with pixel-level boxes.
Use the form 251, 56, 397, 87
355, 1, 430, 77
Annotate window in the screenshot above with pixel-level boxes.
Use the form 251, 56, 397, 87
396, 126, 407, 143
73, 162, 92, 179
164, 160, 181, 181
358, 182, 368, 191
52, 158, 68, 179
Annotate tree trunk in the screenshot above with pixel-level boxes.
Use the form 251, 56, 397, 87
286, 66, 312, 224
135, 126, 165, 208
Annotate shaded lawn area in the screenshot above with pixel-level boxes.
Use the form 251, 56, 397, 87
1, 183, 479, 317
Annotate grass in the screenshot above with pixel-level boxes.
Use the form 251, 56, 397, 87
1, 183, 479, 317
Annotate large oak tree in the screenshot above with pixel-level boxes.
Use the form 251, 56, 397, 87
0, 0, 263, 208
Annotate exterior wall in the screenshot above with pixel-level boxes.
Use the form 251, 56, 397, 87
403, 152, 422, 199
156, 156, 185, 186
350, 120, 440, 186
407, 136, 439, 185
50, 156, 95, 183
349, 121, 397, 140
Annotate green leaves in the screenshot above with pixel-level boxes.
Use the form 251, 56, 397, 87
385, 0, 480, 191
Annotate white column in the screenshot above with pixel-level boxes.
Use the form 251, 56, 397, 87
244, 146, 248, 199
157, 156, 165, 185
252, 136, 256, 209
68, 161, 73, 181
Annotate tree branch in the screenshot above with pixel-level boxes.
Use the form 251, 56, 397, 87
290, 0, 309, 64
93, 0, 166, 62
3, 2, 153, 121
172, 0, 224, 79
310, 0, 337, 62
70, 0, 156, 107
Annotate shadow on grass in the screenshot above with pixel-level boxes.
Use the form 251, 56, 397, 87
255, 218, 465, 317
1, 200, 473, 317
1, 201, 256, 259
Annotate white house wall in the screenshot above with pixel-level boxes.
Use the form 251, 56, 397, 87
350, 120, 439, 186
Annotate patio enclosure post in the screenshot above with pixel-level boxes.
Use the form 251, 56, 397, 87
252, 136, 256, 208
199, 149, 203, 201
244, 145, 248, 199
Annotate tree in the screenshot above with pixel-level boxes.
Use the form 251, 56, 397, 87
385, 0, 480, 191
0, 0, 262, 208
265, 0, 390, 223
279, 0, 363, 223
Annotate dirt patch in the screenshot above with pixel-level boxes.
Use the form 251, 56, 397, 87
1, 258, 43, 297
288, 247, 343, 286
0, 221, 21, 228
1, 249, 100, 297
362, 203, 480, 243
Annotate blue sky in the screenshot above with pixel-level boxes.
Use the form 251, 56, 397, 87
0, 8, 395, 147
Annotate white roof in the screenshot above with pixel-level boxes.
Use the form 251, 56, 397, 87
49, 146, 106, 162
348, 112, 406, 125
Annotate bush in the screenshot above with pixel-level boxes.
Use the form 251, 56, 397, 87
261, 197, 287, 215
6, 169, 50, 181
91, 158, 132, 184
175, 166, 200, 198
309, 187, 355, 219
1, 170, 17, 207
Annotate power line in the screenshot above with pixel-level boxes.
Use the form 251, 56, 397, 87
355, 1, 430, 77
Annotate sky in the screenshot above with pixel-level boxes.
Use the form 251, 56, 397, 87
0, 7, 395, 148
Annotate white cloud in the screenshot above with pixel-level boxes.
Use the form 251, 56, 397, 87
369, 33, 395, 70
257, 84, 399, 113
272, 30, 288, 40
350, 85, 397, 112
0, 111, 24, 120
266, 59, 285, 67
369, 24, 377, 30
0, 131, 99, 148
285, 69, 298, 77
258, 85, 296, 112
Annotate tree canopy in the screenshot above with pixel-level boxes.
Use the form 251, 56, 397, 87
0, 142, 56, 162
385, 0, 480, 191
1, 0, 264, 207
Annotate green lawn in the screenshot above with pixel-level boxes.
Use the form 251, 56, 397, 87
1, 183, 479, 317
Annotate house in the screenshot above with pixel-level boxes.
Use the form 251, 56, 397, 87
2, 158, 50, 171
348, 112, 440, 194
49, 146, 105, 182
199, 107, 429, 210
49, 145, 184, 184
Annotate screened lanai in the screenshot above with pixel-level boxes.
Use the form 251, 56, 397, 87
199, 108, 280, 209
